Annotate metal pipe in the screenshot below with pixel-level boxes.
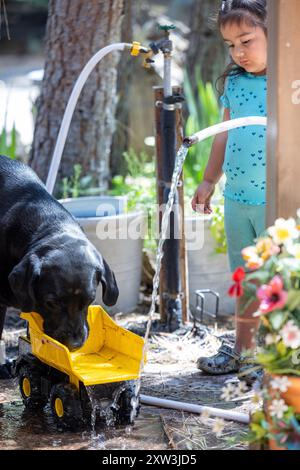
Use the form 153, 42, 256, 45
163, 55, 172, 98
140, 394, 250, 424
183, 116, 267, 147
160, 31, 182, 329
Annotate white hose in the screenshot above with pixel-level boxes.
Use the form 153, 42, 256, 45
185, 116, 267, 146
45, 42, 133, 195
140, 394, 250, 424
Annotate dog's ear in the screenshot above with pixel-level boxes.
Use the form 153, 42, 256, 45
8, 253, 41, 312
96, 257, 119, 307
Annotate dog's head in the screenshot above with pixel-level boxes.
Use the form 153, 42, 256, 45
8, 238, 118, 351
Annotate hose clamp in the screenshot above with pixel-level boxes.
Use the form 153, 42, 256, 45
155, 101, 182, 110
163, 103, 176, 111
158, 180, 183, 188
162, 292, 185, 300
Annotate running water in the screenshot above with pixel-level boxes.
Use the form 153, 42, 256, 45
134, 143, 189, 403
86, 383, 127, 431
132, 115, 267, 413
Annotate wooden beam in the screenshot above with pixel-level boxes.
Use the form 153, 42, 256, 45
267, 0, 300, 224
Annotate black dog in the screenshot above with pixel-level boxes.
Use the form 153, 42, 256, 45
0, 155, 119, 351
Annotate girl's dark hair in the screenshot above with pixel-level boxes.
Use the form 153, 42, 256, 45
215, 0, 267, 96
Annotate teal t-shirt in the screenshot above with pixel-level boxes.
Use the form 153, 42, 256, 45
220, 72, 267, 205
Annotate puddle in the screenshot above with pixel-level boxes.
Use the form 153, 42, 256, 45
0, 327, 253, 450
0, 380, 168, 450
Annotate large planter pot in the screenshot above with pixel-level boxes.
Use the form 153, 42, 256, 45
60, 196, 147, 315
184, 211, 235, 318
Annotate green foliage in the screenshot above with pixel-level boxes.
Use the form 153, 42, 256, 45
60, 164, 96, 199
122, 148, 150, 179
0, 123, 18, 159
209, 204, 227, 254
108, 148, 157, 251
183, 66, 221, 188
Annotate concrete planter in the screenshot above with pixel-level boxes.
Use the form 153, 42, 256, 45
60, 196, 147, 315
185, 211, 234, 317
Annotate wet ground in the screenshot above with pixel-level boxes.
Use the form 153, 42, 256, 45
0, 308, 257, 450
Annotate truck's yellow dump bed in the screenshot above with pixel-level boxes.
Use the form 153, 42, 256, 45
21, 306, 145, 387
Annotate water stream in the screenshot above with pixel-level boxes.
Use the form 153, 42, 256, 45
132, 115, 267, 418
134, 144, 189, 403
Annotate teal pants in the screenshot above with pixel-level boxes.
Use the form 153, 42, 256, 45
224, 198, 266, 273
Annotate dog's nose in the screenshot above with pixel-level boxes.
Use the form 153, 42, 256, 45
65, 324, 88, 351
66, 336, 85, 351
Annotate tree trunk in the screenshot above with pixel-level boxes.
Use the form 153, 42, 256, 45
30, 0, 124, 194
109, 0, 134, 179
186, 0, 227, 90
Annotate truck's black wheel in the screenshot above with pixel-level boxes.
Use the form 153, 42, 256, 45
19, 364, 47, 409
114, 384, 140, 425
50, 383, 84, 430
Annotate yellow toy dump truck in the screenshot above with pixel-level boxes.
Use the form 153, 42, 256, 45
14, 305, 145, 429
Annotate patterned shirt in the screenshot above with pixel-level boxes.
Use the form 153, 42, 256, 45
220, 72, 267, 205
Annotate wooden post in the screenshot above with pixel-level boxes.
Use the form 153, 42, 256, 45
154, 86, 189, 323
267, 0, 300, 224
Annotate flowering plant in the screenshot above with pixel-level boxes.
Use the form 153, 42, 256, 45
230, 215, 300, 375
229, 213, 300, 449
248, 377, 300, 450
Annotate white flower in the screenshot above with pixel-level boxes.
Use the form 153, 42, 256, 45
286, 242, 300, 259
269, 399, 289, 419
270, 376, 291, 393
236, 381, 248, 395
251, 392, 263, 404
297, 208, 300, 219
265, 333, 281, 346
212, 418, 226, 437
220, 383, 235, 402
280, 321, 300, 349
199, 409, 210, 424
268, 218, 299, 245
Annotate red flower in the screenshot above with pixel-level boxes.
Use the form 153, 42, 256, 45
228, 267, 246, 298
256, 275, 288, 315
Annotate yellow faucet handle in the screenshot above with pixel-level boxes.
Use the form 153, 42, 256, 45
130, 41, 142, 56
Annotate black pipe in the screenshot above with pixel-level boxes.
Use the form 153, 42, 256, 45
161, 106, 182, 330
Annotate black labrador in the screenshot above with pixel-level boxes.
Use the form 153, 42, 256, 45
0, 155, 119, 351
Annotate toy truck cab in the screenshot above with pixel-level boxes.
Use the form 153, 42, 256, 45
15, 305, 145, 429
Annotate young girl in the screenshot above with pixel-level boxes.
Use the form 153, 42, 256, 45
192, 0, 267, 376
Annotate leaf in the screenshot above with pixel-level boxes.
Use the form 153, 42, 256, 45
251, 411, 266, 424
287, 289, 300, 311
270, 368, 300, 376
246, 270, 271, 284
269, 310, 288, 330
276, 340, 287, 357
250, 423, 267, 439
256, 352, 278, 364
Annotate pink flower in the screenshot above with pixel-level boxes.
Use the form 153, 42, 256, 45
280, 321, 300, 349
256, 275, 288, 316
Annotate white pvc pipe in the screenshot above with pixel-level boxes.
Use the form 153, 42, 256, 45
185, 116, 267, 146
46, 42, 133, 195
140, 394, 250, 424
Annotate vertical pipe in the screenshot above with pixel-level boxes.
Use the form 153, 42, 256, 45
160, 37, 182, 329
163, 55, 172, 97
